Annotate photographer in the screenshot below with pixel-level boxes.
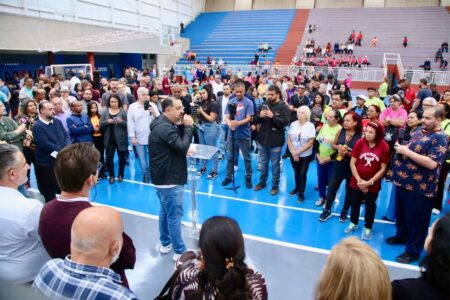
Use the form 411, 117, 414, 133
127, 87, 160, 183
222, 82, 254, 189
253, 85, 290, 195
196, 87, 220, 179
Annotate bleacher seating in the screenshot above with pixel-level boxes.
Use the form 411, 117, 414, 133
295, 7, 450, 70
179, 10, 296, 65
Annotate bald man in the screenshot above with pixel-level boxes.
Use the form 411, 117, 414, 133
34, 207, 137, 300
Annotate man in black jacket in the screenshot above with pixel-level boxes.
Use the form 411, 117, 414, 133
149, 98, 193, 262
253, 85, 290, 195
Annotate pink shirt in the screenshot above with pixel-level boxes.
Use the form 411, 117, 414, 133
379, 107, 407, 124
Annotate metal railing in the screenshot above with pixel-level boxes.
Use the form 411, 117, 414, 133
168, 64, 385, 82
383, 53, 404, 78
404, 69, 450, 86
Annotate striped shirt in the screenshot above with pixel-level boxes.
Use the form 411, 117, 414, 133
33, 257, 137, 300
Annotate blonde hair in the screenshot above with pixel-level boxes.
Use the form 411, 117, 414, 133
316, 237, 391, 300
297, 105, 311, 121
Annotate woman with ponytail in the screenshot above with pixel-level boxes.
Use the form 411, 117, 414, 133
171, 216, 267, 300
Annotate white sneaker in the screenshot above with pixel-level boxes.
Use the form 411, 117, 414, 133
172, 252, 181, 262
234, 165, 239, 171
432, 208, 440, 215
159, 244, 172, 255
315, 198, 325, 206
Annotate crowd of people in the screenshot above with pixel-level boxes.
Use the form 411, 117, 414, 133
0, 65, 449, 299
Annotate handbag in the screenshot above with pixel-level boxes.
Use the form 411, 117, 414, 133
154, 260, 193, 300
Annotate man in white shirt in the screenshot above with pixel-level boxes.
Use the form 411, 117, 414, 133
218, 84, 231, 160
0, 144, 50, 283
127, 87, 160, 183
210, 75, 224, 97
69, 71, 81, 93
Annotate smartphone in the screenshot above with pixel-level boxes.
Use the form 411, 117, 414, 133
144, 101, 150, 110
113, 117, 118, 123
262, 104, 269, 111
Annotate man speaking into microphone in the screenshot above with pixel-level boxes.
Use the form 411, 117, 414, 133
149, 97, 193, 262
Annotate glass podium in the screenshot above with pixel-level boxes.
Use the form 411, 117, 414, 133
187, 143, 218, 230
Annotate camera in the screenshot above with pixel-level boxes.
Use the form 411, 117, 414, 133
228, 102, 237, 119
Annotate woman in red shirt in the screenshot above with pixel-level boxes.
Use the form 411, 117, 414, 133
345, 121, 390, 240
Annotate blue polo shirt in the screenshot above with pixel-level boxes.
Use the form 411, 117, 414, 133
392, 129, 448, 197
225, 96, 254, 139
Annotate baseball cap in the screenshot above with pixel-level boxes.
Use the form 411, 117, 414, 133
356, 94, 368, 101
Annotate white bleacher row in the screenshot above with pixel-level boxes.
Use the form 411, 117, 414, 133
165, 64, 450, 86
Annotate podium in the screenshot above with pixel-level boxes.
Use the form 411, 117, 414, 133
187, 143, 218, 230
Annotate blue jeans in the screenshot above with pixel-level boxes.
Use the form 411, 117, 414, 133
198, 123, 219, 172
219, 123, 228, 155
134, 144, 149, 177
226, 137, 252, 179
317, 161, 334, 198
156, 185, 186, 254
258, 144, 282, 187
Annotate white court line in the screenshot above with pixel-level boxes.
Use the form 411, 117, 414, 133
118, 178, 396, 225
95, 202, 420, 272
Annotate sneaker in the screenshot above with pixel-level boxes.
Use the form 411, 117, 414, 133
253, 183, 266, 191
289, 188, 298, 196
270, 187, 279, 196
432, 208, 440, 215
339, 211, 348, 223
172, 253, 181, 262
234, 165, 239, 171
297, 194, 305, 203
197, 167, 207, 175
245, 178, 252, 189
385, 236, 406, 245
207, 171, 218, 179
159, 244, 172, 254
218, 153, 224, 161
222, 178, 232, 186
395, 252, 420, 264
318, 210, 332, 222
257, 163, 261, 171
362, 227, 373, 240
315, 198, 325, 206
344, 223, 358, 234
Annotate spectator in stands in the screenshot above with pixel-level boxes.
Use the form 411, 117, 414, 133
319, 111, 362, 222
6, 81, 20, 118
366, 87, 386, 111
19, 77, 34, 102
356, 31, 363, 46
128, 87, 159, 183
51, 97, 70, 133
351, 94, 368, 119
403, 36, 408, 47
435, 48, 443, 63
403, 79, 415, 112
420, 58, 431, 71
428, 83, 440, 102
440, 58, 448, 71
441, 90, 450, 105
388, 106, 448, 264
119, 82, 135, 105
74, 83, 84, 100
339, 83, 352, 107
101, 94, 128, 184
310, 93, 325, 129
218, 84, 232, 160
33, 101, 71, 202
222, 82, 254, 189
0, 144, 50, 284
346, 121, 389, 239
80, 89, 94, 114
169, 216, 267, 299
34, 206, 137, 299
412, 79, 432, 112
101, 78, 129, 110
316, 237, 391, 300
362, 104, 382, 131
287, 106, 316, 203
316, 110, 342, 206
378, 78, 388, 102
60, 86, 77, 109
196, 87, 220, 179
210, 74, 224, 97
67, 100, 94, 144
371, 36, 379, 47
253, 85, 290, 195
38, 143, 136, 287
441, 41, 448, 53
392, 214, 449, 300
32, 89, 46, 105
87, 101, 106, 179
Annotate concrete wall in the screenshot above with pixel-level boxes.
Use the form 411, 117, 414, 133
386, 0, 439, 6
364, 0, 385, 7
235, 0, 253, 10
204, 0, 234, 11
252, 0, 296, 10
442, 0, 450, 6
296, 0, 315, 8
315, 0, 363, 8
